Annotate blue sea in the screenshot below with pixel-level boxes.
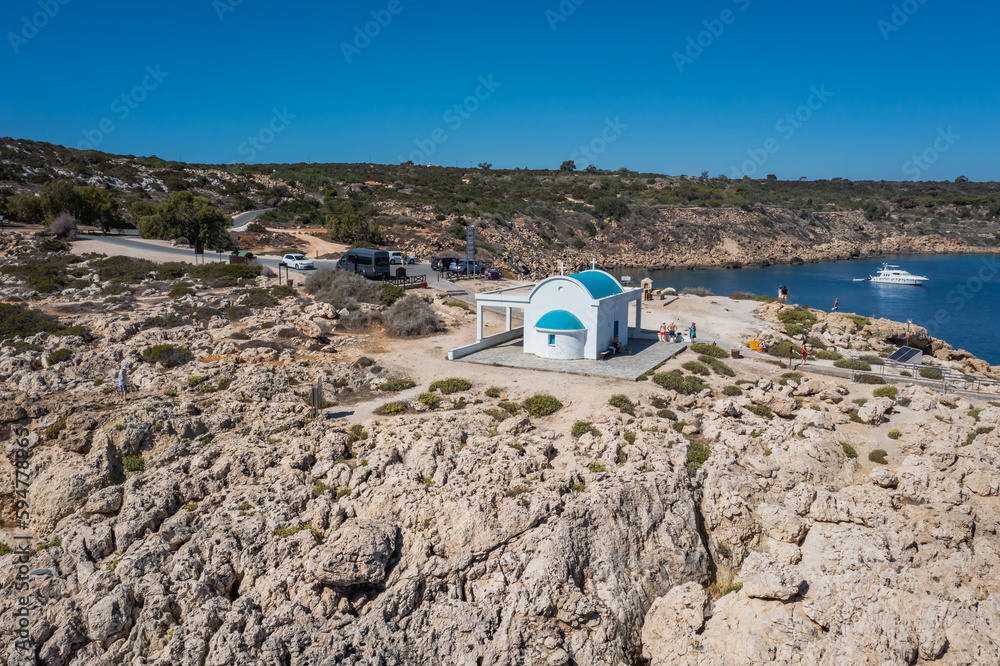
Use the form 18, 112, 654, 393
610, 254, 1000, 365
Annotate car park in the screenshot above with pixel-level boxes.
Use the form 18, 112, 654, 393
279, 253, 314, 270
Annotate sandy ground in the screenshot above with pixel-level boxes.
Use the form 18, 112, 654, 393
262, 228, 348, 258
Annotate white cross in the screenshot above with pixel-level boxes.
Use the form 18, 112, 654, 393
590, 258, 598, 271
558, 261, 565, 275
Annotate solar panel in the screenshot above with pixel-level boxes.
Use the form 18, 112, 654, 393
887, 346, 923, 364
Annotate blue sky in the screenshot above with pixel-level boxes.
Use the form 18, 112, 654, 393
2, 0, 998, 180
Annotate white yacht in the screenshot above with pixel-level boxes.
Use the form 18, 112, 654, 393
867, 263, 929, 286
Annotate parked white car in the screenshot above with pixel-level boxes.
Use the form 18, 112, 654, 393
388, 251, 416, 265
279, 253, 314, 270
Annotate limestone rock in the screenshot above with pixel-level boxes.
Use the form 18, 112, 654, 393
641, 582, 707, 666
307, 520, 398, 587
740, 552, 805, 600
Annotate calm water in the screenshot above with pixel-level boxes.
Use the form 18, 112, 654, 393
611, 254, 1000, 365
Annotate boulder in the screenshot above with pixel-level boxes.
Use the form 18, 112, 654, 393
740, 552, 805, 601
308, 520, 398, 587
641, 582, 707, 666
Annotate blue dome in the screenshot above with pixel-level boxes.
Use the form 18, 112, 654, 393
535, 310, 586, 332
567, 270, 624, 300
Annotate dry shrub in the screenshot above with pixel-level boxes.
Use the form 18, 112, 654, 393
304, 269, 379, 308
47, 213, 79, 241
385, 295, 442, 338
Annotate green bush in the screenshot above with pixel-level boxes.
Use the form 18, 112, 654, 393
587, 462, 607, 473
779, 372, 804, 385
168, 282, 195, 298
429, 378, 472, 394
379, 378, 416, 392
776, 308, 818, 326
608, 394, 635, 415
523, 394, 563, 417
652, 370, 706, 395
766, 340, 797, 358
572, 421, 601, 438
834, 359, 871, 371
682, 361, 710, 376
484, 408, 507, 421
187, 375, 203, 387
141, 344, 193, 368
0, 303, 73, 342
919, 368, 943, 380
46, 348, 72, 365
498, 400, 521, 415
899, 370, 912, 377
347, 424, 368, 444
686, 442, 711, 475
444, 300, 471, 311
873, 386, 898, 399
868, 449, 888, 464
485, 386, 501, 398
376, 401, 408, 416
842, 314, 870, 328
700, 355, 736, 377
723, 385, 742, 396
690, 343, 727, 358
814, 349, 843, 360
123, 455, 145, 472
856, 373, 886, 385
841, 441, 858, 459
379, 283, 405, 306
657, 408, 678, 421
44, 418, 66, 440
887, 429, 902, 440
418, 392, 440, 409
747, 405, 774, 420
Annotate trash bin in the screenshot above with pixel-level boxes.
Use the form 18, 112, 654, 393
731, 349, 740, 359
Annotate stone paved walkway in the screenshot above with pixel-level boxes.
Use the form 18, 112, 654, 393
455, 336, 687, 381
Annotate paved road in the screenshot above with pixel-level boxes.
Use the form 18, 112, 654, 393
231, 209, 273, 230
75, 233, 438, 281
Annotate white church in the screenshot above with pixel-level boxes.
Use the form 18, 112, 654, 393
467, 269, 644, 360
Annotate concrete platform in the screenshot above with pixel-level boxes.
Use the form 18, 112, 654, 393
454, 335, 687, 381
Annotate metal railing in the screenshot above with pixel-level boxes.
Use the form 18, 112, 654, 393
848, 355, 1000, 394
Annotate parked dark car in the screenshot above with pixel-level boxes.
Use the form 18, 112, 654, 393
431, 256, 458, 272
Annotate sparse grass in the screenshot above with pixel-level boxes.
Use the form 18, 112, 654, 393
608, 394, 635, 415
484, 408, 507, 421
856, 373, 886, 385
624, 431, 636, 445
168, 282, 195, 298
568, 481, 587, 492
444, 300, 472, 311
690, 343, 727, 358
419, 392, 441, 409
723, 385, 742, 396
422, 476, 436, 487
379, 378, 416, 392
571, 421, 601, 438
842, 314, 870, 328
141, 344, 193, 368
187, 375, 204, 388
779, 372, 804, 386
523, 394, 562, 417
498, 400, 521, 415
868, 449, 888, 464
347, 424, 368, 444
721, 581, 744, 596
899, 370, 912, 377
835, 359, 871, 371
429, 378, 472, 394
814, 349, 843, 360
312, 478, 330, 498
700, 355, 736, 377
840, 441, 858, 459
183, 502, 198, 512
273, 524, 323, 540
36, 536, 62, 552
887, 429, 902, 440
919, 368, 943, 380
485, 386, 501, 398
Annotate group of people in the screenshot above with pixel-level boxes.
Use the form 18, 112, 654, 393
658, 321, 696, 343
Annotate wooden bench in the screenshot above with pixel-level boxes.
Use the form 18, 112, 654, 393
598, 350, 614, 361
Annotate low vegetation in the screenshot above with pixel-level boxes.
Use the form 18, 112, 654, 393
652, 370, 706, 395
429, 378, 472, 394
141, 344, 193, 368
376, 401, 408, 416
869, 449, 888, 464
840, 441, 858, 459
378, 378, 416, 392
608, 394, 635, 415
690, 343, 727, 358
572, 421, 601, 438
873, 386, 898, 399
523, 394, 562, 417
686, 442, 711, 475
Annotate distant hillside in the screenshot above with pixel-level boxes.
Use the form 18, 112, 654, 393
2, 137, 999, 277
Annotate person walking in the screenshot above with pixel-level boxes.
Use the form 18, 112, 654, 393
689, 322, 697, 342
778, 285, 783, 302
658, 322, 667, 342
782, 285, 789, 303
118, 365, 129, 403
800, 343, 808, 367
833, 297, 839, 313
